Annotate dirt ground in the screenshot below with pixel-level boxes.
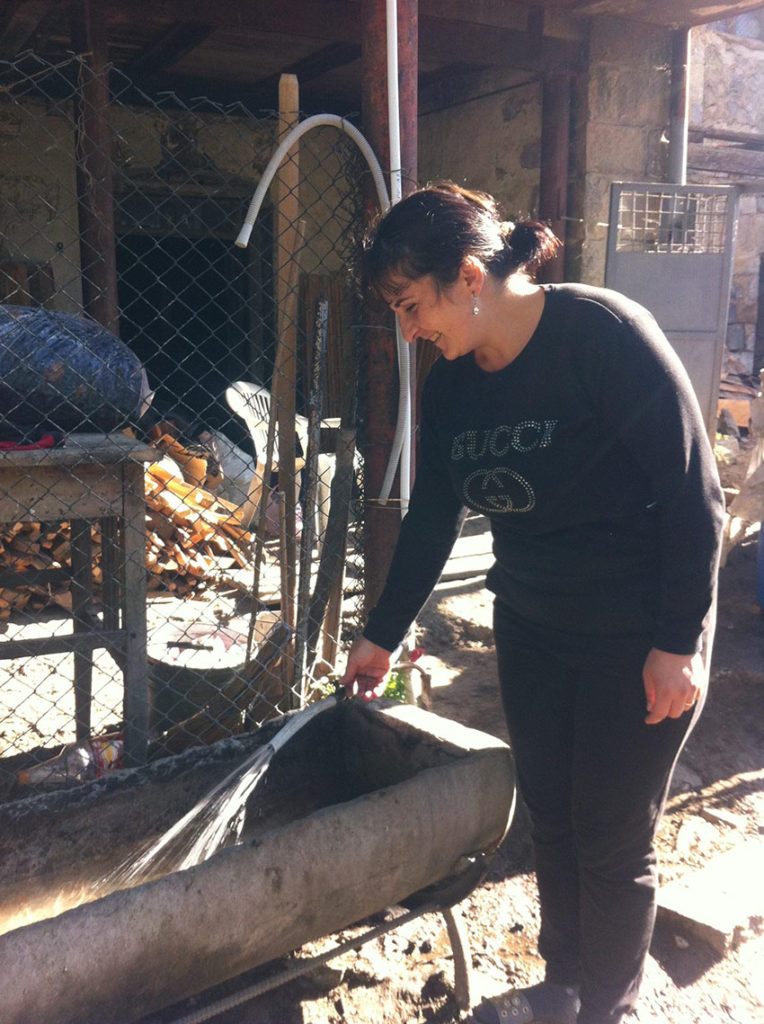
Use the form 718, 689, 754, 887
146, 452, 764, 1024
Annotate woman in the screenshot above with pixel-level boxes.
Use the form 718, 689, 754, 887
341, 183, 724, 1024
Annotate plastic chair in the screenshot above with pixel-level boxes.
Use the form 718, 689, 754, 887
225, 381, 333, 549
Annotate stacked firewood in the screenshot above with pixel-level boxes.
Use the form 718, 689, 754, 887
0, 521, 63, 618
143, 459, 255, 593
0, 457, 271, 620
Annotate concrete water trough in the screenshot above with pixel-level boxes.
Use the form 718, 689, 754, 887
0, 699, 515, 1024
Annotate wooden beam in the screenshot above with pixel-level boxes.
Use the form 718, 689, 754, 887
0, 0, 24, 36
272, 73, 300, 698
687, 142, 764, 178
125, 21, 215, 78
100, 0, 582, 72
103, 0, 362, 44
689, 125, 764, 150
419, 63, 493, 117
0, 0, 49, 57
250, 41, 361, 96
418, 0, 529, 30
418, 12, 583, 73
568, 0, 764, 29
283, 40, 361, 82
52, 0, 764, 36
71, 0, 120, 334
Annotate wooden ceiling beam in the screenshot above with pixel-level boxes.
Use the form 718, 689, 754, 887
102, 0, 362, 44
125, 21, 215, 78
419, 13, 583, 72
100, 0, 581, 72
120, 39, 362, 112
567, 0, 764, 28
254, 41, 361, 91
688, 142, 764, 177
0, 0, 50, 58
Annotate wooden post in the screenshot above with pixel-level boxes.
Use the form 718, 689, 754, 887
294, 296, 328, 696
272, 73, 301, 699
70, 0, 120, 334
70, 518, 93, 742
121, 461, 149, 766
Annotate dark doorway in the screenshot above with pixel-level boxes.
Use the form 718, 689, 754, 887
117, 234, 260, 440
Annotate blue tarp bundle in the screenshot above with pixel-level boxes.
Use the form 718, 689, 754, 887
0, 306, 151, 436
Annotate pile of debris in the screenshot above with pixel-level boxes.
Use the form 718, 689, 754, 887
718, 357, 761, 436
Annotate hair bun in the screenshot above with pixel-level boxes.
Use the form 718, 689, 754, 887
498, 221, 515, 250
509, 220, 562, 270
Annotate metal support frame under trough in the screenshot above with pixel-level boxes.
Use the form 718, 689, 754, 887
159, 901, 473, 1024
158, 852, 489, 1023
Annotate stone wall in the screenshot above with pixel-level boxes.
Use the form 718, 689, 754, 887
0, 99, 82, 313
571, 16, 671, 284
691, 22, 764, 378
690, 22, 764, 135
418, 66, 543, 225
0, 97, 356, 316
418, 16, 673, 289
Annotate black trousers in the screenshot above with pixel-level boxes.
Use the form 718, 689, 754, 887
493, 597, 708, 1024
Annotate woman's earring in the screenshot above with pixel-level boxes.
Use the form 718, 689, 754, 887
472, 294, 480, 316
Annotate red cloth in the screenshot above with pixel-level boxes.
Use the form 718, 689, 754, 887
0, 433, 64, 451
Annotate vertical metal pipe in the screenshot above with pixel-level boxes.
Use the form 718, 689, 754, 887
538, 72, 571, 283
70, 0, 120, 334
668, 28, 690, 185
360, 0, 418, 613
397, 0, 418, 494
387, 0, 403, 206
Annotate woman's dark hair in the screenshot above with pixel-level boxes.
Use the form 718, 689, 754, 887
361, 182, 561, 296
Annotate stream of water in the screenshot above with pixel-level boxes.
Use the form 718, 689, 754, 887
101, 696, 337, 895
0, 698, 339, 937
103, 741, 276, 892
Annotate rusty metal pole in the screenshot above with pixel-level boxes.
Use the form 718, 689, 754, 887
538, 72, 571, 284
397, 1, 418, 199
71, 0, 120, 334
360, 0, 418, 615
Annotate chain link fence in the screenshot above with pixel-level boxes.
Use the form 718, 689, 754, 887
0, 52, 372, 799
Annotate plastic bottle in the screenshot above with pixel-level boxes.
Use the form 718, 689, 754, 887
16, 733, 124, 787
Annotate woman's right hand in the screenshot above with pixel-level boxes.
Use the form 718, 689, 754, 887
340, 637, 393, 700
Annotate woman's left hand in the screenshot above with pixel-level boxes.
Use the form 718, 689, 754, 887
642, 647, 705, 725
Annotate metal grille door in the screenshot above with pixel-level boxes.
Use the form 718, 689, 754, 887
605, 183, 740, 434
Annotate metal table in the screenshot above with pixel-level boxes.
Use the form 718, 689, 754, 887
0, 433, 156, 765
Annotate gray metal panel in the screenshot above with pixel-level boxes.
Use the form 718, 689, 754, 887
664, 332, 718, 427
606, 253, 727, 333
605, 182, 740, 435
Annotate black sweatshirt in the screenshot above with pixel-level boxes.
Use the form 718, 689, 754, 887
364, 284, 725, 655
